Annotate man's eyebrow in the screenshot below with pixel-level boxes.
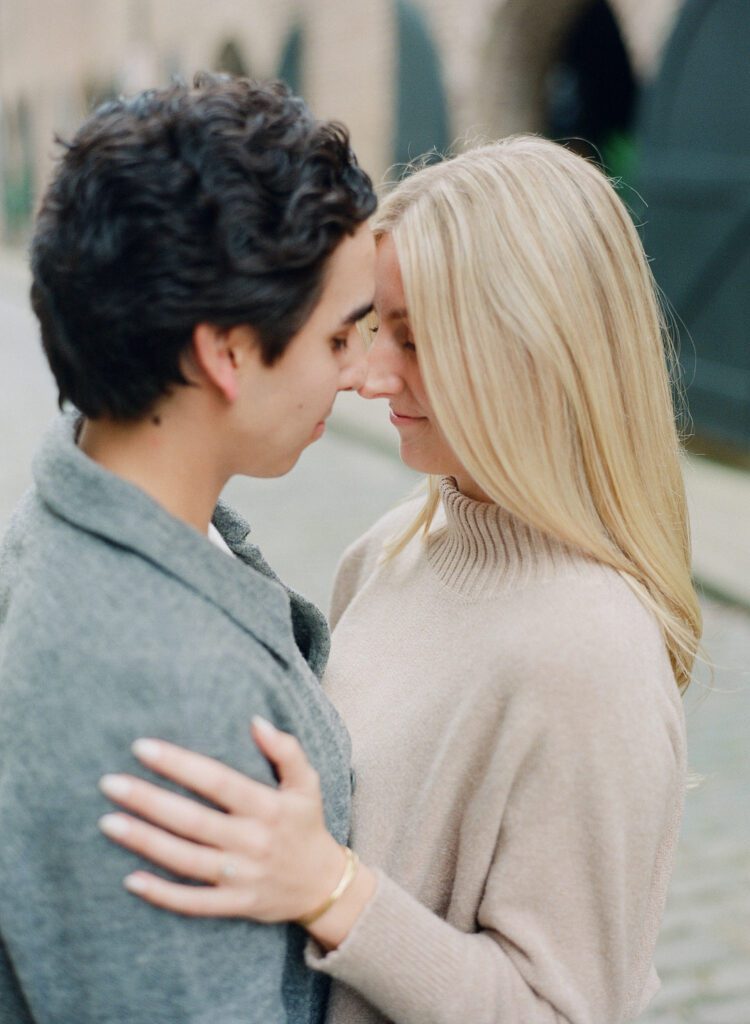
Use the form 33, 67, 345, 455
339, 301, 374, 327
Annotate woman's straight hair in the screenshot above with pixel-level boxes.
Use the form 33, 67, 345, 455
374, 136, 701, 691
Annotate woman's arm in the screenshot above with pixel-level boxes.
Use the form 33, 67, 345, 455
100, 642, 685, 1024
101, 722, 569, 1021
99, 717, 377, 945
302, 618, 686, 1024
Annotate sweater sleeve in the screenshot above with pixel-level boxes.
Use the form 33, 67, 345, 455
329, 498, 423, 630
329, 538, 369, 631
329, 526, 387, 630
307, 597, 686, 1024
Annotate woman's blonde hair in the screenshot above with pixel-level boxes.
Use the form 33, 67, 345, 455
375, 136, 701, 691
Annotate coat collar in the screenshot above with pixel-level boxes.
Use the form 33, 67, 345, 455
33, 413, 328, 671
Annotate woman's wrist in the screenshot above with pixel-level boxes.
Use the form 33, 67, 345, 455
297, 845, 359, 927
302, 847, 377, 950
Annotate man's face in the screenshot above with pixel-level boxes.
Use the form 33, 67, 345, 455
234, 222, 376, 477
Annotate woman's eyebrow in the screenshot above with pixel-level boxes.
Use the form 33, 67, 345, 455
383, 306, 409, 321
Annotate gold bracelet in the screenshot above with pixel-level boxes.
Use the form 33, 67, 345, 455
296, 847, 360, 928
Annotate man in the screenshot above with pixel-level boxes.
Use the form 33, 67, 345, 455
0, 73, 376, 1023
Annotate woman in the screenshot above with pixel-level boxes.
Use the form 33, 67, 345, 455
99, 137, 701, 1023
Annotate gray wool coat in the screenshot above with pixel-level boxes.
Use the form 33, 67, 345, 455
0, 413, 352, 1024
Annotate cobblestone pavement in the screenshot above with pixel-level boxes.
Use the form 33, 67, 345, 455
2, 270, 749, 1023
640, 598, 750, 1024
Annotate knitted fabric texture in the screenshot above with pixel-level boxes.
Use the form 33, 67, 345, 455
307, 477, 686, 1024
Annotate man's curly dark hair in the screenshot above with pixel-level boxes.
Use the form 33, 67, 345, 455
30, 72, 377, 420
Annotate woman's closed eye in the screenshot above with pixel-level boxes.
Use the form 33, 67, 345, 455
363, 310, 415, 353
394, 325, 416, 353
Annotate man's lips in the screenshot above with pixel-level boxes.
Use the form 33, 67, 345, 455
311, 408, 333, 437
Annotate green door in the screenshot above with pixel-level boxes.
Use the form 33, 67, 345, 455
635, 0, 750, 447
393, 0, 450, 171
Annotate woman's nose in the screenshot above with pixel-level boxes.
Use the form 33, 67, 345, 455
358, 337, 403, 400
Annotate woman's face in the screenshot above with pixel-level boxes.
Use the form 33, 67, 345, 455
361, 234, 489, 501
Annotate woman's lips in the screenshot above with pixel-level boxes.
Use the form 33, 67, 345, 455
390, 409, 427, 427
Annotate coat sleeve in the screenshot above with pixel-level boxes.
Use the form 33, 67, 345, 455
0, 647, 300, 1024
307, 600, 686, 1024
0, 939, 34, 1024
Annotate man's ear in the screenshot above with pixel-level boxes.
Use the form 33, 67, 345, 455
191, 324, 256, 403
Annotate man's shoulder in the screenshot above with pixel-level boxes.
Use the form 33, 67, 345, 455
0, 495, 282, 695
1, 484, 69, 622
0, 515, 283, 789
2, 491, 177, 625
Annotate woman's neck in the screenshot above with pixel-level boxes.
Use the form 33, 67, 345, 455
426, 477, 576, 599
452, 469, 493, 504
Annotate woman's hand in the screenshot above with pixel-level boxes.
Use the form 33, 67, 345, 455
98, 716, 375, 946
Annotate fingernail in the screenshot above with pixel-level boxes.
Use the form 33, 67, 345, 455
252, 715, 277, 738
99, 774, 132, 799
124, 873, 148, 894
132, 738, 161, 762
99, 813, 130, 838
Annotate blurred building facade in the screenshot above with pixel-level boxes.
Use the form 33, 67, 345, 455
0, 0, 683, 243
2, 0, 747, 449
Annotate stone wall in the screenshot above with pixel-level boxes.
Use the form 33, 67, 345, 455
0, 0, 685, 240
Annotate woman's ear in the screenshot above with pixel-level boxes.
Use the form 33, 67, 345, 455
191, 324, 256, 403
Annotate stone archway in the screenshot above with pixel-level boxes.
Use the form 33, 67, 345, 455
477, 0, 590, 139
544, 0, 637, 176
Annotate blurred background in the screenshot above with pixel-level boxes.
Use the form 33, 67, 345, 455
0, 1, 748, 1020
1, 0, 749, 456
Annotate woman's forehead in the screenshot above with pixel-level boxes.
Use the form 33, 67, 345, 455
374, 237, 408, 318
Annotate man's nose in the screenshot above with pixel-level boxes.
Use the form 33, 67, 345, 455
358, 336, 403, 400
339, 329, 368, 392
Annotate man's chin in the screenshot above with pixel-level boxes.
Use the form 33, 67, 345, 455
240, 451, 301, 480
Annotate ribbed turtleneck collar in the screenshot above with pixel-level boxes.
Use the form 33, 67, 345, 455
426, 477, 575, 599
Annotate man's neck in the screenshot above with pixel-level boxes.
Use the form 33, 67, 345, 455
78, 410, 227, 536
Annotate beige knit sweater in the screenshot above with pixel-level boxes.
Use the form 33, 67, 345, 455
306, 477, 686, 1024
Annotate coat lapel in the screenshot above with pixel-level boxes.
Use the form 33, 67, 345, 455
33, 414, 306, 670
